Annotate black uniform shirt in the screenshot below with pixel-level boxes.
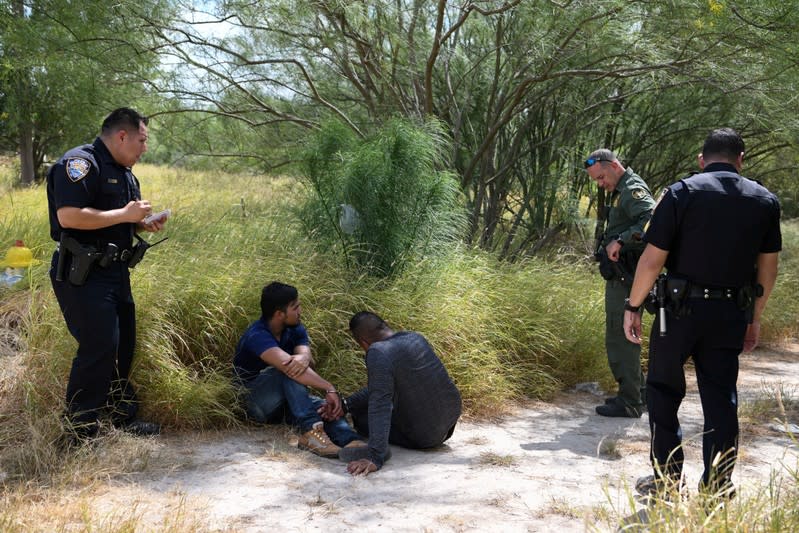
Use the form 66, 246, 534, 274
644, 162, 782, 288
47, 138, 141, 247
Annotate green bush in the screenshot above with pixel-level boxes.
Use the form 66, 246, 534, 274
300, 118, 466, 277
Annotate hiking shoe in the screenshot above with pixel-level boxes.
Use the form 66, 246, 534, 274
698, 479, 737, 501
636, 474, 684, 503
595, 401, 641, 418
297, 422, 340, 458
344, 439, 368, 448
636, 474, 661, 497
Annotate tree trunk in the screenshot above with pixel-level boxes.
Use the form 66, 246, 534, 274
18, 121, 36, 185
12, 0, 36, 185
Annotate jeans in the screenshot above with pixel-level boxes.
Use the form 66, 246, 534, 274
242, 367, 359, 446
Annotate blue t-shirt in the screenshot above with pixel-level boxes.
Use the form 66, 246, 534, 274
233, 319, 309, 383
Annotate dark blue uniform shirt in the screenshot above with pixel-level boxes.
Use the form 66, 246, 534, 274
644, 162, 782, 287
47, 138, 141, 248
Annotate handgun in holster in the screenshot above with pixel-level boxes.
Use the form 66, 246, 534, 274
127, 233, 168, 269
738, 267, 765, 323
57, 233, 101, 286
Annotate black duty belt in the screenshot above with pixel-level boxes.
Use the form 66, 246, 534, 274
687, 286, 738, 300
55, 243, 133, 262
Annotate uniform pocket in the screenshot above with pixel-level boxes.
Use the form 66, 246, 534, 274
99, 176, 127, 209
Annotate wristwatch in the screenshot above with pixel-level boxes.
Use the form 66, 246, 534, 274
624, 298, 640, 312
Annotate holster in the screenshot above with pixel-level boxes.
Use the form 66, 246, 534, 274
595, 247, 617, 281
665, 277, 691, 318
737, 283, 764, 323
595, 246, 634, 286
643, 274, 665, 315
619, 244, 644, 278
59, 235, 100, 286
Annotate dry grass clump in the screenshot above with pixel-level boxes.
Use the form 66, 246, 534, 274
740, 381, 799, 437
0, 484, 219, 533
477, 451, 519, 468
606, 460, 799, 532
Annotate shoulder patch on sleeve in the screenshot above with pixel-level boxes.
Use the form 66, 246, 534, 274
652, 187, 669, 211
66, 158, 91, 183
631, 188, 647, 200
643, 187, 669, 233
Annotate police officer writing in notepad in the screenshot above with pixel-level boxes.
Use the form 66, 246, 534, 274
585, 149, 655, 418
623, 128, 781, 499
47, 107, 167, 443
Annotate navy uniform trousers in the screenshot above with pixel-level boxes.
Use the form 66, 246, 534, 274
646, 297, 748, 489
50, 251, 138, 431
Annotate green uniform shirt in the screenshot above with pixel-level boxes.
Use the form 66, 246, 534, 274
603, 167, 655, 247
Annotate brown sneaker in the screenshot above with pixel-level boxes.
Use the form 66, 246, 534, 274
344, 439, 368, 448
297, 422, 340, 458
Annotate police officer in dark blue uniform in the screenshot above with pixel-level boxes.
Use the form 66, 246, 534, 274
623, 128, 781, 499
47, 107, 168, 441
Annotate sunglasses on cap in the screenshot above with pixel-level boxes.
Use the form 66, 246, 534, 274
584, 157, 610, 168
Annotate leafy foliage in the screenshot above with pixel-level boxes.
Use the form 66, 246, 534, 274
300, 118, 466, 277
127, 0, 799, 256
0, 0, 170, 182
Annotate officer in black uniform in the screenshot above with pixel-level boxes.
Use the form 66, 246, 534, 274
623, 128, 781, 498
47, 107, 167, 441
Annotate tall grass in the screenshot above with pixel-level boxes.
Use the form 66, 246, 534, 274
760, 219, 799, 343
604, 458, 799, 532
0, 164, 796, 485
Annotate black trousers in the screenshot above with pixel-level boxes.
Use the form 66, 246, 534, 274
646, 298, 747, 488
50, 252, 138, 434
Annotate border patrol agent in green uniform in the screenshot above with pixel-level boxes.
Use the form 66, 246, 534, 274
585, 149, 655, 417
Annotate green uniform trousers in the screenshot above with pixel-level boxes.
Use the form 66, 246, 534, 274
605, 279, 645, 408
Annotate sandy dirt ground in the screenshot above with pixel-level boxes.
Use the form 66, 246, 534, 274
75, 344, 799, 533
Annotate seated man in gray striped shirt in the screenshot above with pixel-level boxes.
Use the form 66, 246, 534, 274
331, 311, 462, 476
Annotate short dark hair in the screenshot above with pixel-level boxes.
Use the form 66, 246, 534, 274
101, 107, 148, 135
260, 281, 298, 320
702, 128, 744, 162
349, 311, 390, 343
586, 148, 616, 163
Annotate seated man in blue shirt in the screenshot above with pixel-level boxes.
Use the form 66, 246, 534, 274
233, 281, 364, 457
333, 311, 462, 475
